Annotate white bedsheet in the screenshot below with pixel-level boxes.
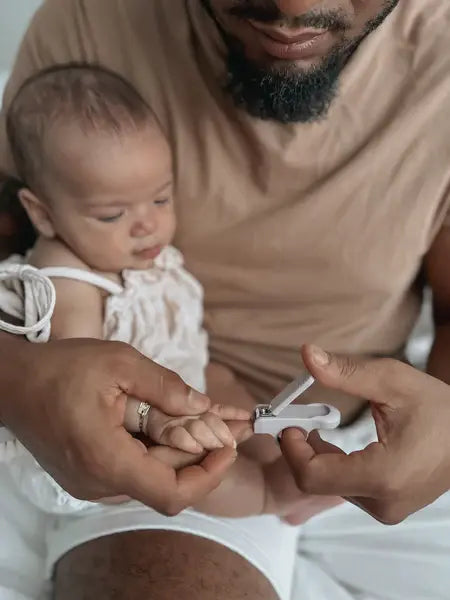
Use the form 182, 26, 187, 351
0, 465, 50, 600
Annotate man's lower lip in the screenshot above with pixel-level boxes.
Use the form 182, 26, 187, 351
135, 246, 161, 260
253, 28, 332, 60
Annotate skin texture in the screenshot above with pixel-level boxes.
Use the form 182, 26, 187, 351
54, 531, 279, 600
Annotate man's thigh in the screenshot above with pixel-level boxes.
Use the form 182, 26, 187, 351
54, 530, 279, 600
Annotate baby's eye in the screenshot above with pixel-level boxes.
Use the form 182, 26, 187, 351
154, 197, 170, 206
96, 212, 125, 223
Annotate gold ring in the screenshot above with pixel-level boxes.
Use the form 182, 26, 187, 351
137, 402, 151, 434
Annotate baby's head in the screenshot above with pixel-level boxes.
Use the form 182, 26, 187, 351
7, 64, 175, 271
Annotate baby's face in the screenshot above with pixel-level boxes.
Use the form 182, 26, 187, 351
42, 123, 176, 272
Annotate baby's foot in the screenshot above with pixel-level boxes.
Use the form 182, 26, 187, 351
282, 495, 344, 526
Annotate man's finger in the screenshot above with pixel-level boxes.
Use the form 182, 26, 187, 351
118, 348, 211, 416
174, 446, 238, 509
307, 430, 346, 456
280, 429, 382, 497
114, 428, 237, 513
150, 444, 207, 470
301, 345, 407, 405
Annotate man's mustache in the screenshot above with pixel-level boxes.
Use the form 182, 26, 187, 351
227, 1, 351, 32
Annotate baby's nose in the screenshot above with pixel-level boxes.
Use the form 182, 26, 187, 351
131, 217, 156, 237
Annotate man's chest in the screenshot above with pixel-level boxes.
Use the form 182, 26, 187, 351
172, 97, 448, 309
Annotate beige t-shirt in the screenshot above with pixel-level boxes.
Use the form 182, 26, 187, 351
1, 0, 450, 405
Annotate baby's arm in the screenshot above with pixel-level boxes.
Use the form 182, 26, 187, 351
29, 237, 104, 339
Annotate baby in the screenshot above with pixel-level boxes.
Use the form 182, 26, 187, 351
0, 65, 316, 520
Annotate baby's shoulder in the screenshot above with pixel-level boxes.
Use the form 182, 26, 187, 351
28, 237, 90, 271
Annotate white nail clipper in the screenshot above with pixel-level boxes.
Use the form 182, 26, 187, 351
253, 374, 341, 439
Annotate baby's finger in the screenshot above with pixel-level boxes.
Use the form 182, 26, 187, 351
186, 417, 226, 450
201, 412, 236, 448
227, 420, 254, 445
210, 404, 252, 421
164, 425, 204, 455
150, 445, 207, 470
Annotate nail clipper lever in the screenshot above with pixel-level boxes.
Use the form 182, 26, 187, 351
253, 374, 341, 439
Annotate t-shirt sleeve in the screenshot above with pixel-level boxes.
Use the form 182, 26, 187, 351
0, 0, 89, 181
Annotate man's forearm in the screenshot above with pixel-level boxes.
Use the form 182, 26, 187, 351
427, 324, 450, 384
0, 332, 31, 424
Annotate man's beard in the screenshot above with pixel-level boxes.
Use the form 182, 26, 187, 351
226, 41, 346, 123
202, 1, 400, 123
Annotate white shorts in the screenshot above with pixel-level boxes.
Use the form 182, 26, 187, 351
46, 504, 299, 600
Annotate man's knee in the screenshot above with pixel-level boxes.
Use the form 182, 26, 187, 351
53, 530, 279, 600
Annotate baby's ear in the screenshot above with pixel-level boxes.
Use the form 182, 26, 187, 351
18, 188, 55, 239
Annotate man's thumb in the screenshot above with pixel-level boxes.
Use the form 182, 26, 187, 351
121, 349, 210, 416
301, 345, 386, 403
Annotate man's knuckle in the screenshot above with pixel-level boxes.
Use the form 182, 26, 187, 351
338, 356, 359, 380
162, 370, 190, 397
108, 341, 136, 365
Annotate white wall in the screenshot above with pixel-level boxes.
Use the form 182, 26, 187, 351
0, 1, 42, 71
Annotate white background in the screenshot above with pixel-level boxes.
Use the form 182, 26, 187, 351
0, 1, 41, 71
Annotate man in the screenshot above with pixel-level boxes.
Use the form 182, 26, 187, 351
0, 1, 450, 598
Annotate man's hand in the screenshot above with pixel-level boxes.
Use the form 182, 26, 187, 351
280, 345, 450, 524
0, 337, 237, 515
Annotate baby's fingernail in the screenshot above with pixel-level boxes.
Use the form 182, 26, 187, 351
188, 389, 209, 410
232, 439, 237, 449
310, 345, 330, 367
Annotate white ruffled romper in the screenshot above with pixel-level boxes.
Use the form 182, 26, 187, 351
0, 246, 208, 513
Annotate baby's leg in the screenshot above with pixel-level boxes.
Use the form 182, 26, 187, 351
54, 530, 279, 600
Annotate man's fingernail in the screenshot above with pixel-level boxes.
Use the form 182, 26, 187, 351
188, 389, 209, 409
310, 345, 330, 367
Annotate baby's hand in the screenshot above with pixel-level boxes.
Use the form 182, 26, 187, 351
125, 398, 251, 454
146, 403, 250, 453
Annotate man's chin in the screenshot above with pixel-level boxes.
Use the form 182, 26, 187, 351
225, 49, 344, 124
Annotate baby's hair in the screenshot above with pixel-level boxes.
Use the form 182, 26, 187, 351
6, 63, 156, 192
